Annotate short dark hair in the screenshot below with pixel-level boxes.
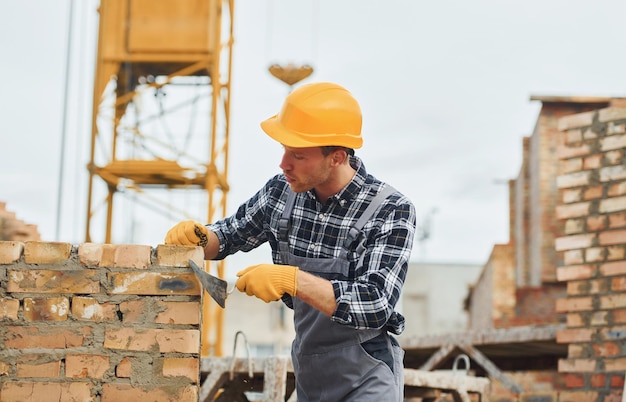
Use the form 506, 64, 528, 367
321, 146, 355, 157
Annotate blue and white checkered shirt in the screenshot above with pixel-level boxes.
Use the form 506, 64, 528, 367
208, 156, 416, 335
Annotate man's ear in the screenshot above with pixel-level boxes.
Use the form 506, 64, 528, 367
332, 149, 348, 165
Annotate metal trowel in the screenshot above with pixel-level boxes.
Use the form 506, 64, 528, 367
189, 259, 231, 308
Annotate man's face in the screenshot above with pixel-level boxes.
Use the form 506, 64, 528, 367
279, 146, 333, 193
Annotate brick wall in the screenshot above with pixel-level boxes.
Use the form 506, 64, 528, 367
527, 99, 611, 286
467, 243, 516, 330
555, 107, 626, 401
0, 241, 204, 402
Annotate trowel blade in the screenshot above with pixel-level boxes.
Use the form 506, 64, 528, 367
189, 259, 228, 308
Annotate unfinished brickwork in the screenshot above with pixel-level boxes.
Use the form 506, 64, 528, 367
555, 107, 626, 401
0, 241, 204, 402
468, 99, 609, 331
0, 203, 40, 242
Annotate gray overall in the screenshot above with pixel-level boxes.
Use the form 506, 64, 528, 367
278, 185, 405, 402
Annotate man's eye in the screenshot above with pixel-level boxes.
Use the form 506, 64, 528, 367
293, 154, 304, 160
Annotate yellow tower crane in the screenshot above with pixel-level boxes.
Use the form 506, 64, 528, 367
85, 0, 234, 356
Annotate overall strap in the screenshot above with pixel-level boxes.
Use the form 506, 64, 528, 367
344, 184, 396, 256
278, 188, 297, 256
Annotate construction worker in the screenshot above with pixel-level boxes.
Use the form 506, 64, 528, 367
165, 82, 416, 401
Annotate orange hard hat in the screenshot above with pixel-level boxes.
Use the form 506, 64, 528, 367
260, 82, 363, 149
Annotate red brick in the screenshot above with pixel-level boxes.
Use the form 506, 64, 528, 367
557, 391, 598, 402
558, 111, 594, 131
600, 295, 626, 310
566, 313, 585, 327
592, 342, 621, 357
0, 241, 24, 264
557, 171, 591, 189
65, 354, 110, 379
583, 154, 602, 170
116, 357, 132, 378
602, 261, 626, 276
0, 298, 20, 320
609, 212, 626, 228
556, 297, 593, 312
564, 218, 584, 235
101, 244, 152, 269
0, 381, 93, 402
4, 326, 91, 349
155, 301, 200, 325
600, 196, 626, 214
584, 185, 604, 200
23, 241, 72, 264
610, 374, 625, 388
101, 383, 198, 402
599, 230, 626, 246
562, 158, 583, 174
587, 215, 607, 232
590, 373, 606, 388
612, 276, 626, 292
608, 246, 626, 261
585, 247, 605, 262
568, 344, 586, 358
608, 181, 626, 197
71, 296, 119, 322
612, 309, 626, 324
555, 234, 596, 251
0, 361, 9, 376
564, 249, 584, 265
563, 373, 585, 388
77, 242, 103, 266
606, 150, 624, 165
23, 297, 69, 321
16, 356, 61, 378
104, 328, 200, 353
156, 244, 204, 267
557, 328, 595, 344
108, 271, 200, 295
557, 265, 596, 282
558, 358, 597, 372
8, 269, 100, 294
119, 299, 148, 323
556, 202, 590, 219
567, 278, 608, 296
604, 357, 626, 372
556, 143, 592, 159
600, 135, 626, 152
590, 311, 609, 326
162, 357, 199, 382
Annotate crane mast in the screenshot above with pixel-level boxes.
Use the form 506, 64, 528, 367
85, 0, 234, 356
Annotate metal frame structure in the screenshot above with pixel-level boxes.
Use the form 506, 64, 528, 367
85, 0, 234, 356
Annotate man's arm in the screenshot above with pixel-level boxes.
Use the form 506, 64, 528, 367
295, 271, 337, 316
203, 229, 220, 260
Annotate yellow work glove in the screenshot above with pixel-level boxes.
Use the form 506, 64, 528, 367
164, 220, 209, 247
235, 264, 298, 303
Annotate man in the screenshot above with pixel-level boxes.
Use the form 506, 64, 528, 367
165, 82, 416, 401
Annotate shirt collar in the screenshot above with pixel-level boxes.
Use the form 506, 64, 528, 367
324, 156, 367, 205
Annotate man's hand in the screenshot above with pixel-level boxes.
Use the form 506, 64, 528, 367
236, 264, 298, 303
164, 220, 209, 247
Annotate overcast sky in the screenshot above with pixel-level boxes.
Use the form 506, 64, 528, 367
2, 0, 626, 269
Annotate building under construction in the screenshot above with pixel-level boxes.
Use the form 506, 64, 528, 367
1, 0, 626, 401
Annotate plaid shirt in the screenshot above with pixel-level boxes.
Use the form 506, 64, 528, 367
208, 156, 416, 335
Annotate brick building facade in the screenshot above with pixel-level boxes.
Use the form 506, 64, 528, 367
465, 98, 626, 401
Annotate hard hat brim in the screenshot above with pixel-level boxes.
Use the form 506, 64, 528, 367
260, 115, 363, 149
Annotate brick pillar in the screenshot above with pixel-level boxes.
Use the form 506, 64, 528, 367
555, 107, 626, 401
0, 241, 204, 402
